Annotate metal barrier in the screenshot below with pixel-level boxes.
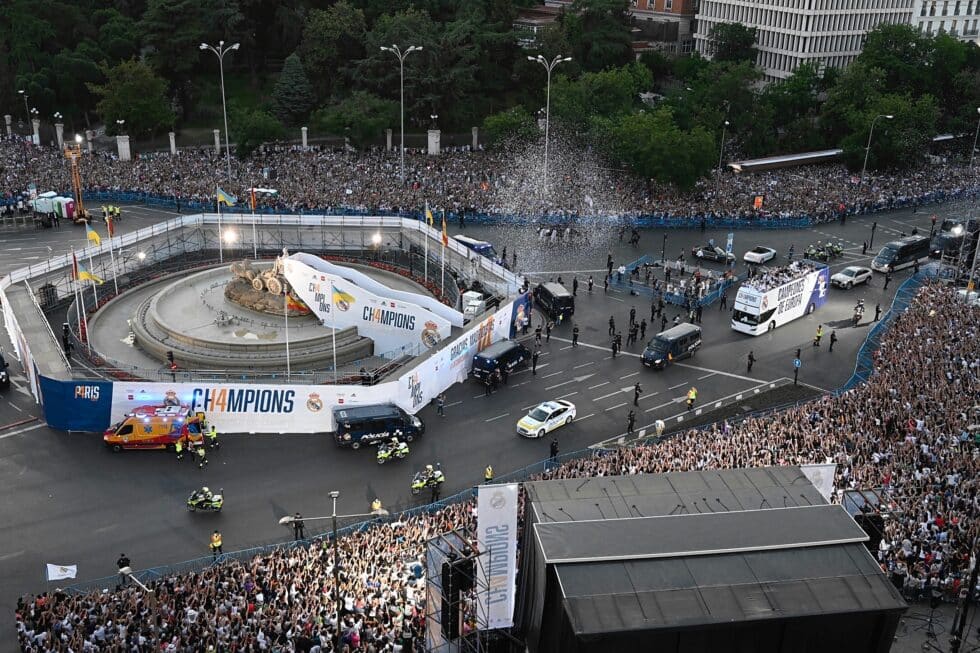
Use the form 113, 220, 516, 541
609, 254, 738, 307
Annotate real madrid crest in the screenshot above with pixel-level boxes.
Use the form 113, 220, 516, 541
306, 392, 324, 412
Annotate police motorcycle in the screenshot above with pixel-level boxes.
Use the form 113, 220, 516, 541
411, 464, 445, 495
377, 437, 410, 465
187, 486, 224, 512
827, 241, 844, 258
853, 299, 865, 326
804, 243, 830, 261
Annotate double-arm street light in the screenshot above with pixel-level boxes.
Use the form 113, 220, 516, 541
199, 40, 240, 184
527, 54, 571, 191
718, 120, 730, 171
17, 90, 29, 131
381, 44, 423, 184
279, 492, 389, 651
860, 114, 894, 183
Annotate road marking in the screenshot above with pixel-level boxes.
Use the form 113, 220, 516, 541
485, 413, 510, 423
554, 391, 578, 400
620, 372, 640, 379
550, 336, 641, 358
593, 389, 625, 401
541, 370, 563, 378
608, 296, 625, 302
0, 549, 25, 561
644, 398, 684, 413
587, 381, 609, 390
446, 401, 463, 408
668, 381, 687, 390
513, 381, 531, 387
7, 402, 23, 413
0, 422, 45, 440
697, 372, 715, 380
514, 363, 549, 375
546, 373, 595, 391
673, 362, 764, 384
559, 345, 572, 351
605, 402, 628, 411
521, 402, 540, 410
577, 413, 595, 421
573, 361, 595, 369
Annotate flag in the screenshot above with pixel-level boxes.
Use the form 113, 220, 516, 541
441, 214, 449, 247
425, 204, 434, 226
285, 293, 306, 312
73, 252, 104, 285
331, 284, 356, 310
85, 223, 101, 246
105, 215, 115, 238
46, 564, 77, 581
216, 188, 237, 206
249, 188, 257, 211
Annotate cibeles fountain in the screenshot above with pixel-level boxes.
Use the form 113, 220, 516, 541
86, 248, 458, 380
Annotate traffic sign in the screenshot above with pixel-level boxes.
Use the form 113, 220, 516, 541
793, 358, 801, 368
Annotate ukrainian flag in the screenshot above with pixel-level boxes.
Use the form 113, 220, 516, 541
85, 222, 101, 246
78, 260, 104, 285
331, 284, 356, 311
425, 204, 434, 226
216, 188, 237, 206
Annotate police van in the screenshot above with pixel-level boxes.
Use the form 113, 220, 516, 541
641, 324, 702, 369
333, 404, 424, 449
471, 340, 531, 381
533, 282, 574, 322
872, 235, 930, 272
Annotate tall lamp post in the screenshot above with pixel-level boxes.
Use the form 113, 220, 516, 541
718, 120, 730, 171
199, 40, 240, 184
17, 90, 29, 132
860, 114, 893, 183
380, 44, 423, 184
279, 494, 389, 651
527, 54, 571, 191
969, 107, 980, 169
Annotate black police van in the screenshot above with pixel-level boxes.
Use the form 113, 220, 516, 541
332, 404, 424, 449
534, 282, 574, 322
641, 323, 702, 369
472, 339, 531, 381
0, 350, 8, 391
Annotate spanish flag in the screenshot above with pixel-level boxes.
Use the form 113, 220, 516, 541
216, 187, 237, 206
72, 251, 104, 285
425, 203, 434, 226
285, 293, 306, 312
105, 215, 115, 238
85, 222, 101, 246
249, 188, 257, 211
441, 214, 449, 247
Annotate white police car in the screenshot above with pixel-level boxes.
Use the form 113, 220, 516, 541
517, 400, 576, 438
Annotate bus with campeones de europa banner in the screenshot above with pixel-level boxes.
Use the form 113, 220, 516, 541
731, 260, 830, 336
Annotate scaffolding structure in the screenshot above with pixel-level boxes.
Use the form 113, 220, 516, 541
425, 527, 495, 653
63, 139, 88, 222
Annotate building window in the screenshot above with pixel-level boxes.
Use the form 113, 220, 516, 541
665, 0, 672, 9
942, 1, 948, 14
930, 2, 937, 13
955, 0, 961, 12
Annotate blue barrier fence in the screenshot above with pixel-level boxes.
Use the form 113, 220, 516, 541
60, 268, 937, 596
8, 186, 974, 229
609, 253, 738, 307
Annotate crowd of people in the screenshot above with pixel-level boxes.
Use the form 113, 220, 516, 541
16, 281, 980, 651
2, 136, 978, 223
743, 260, 823, 293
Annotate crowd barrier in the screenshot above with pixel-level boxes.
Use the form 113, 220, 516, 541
610, 253, 738, 307
4, 185, 974, 230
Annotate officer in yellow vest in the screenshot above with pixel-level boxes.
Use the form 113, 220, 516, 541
206, 424, 219, 450
101, 205, 109, 221
371, 498, 383, 512
484, 465, 494, 482
686, 386, 697, 410
175, 437, 184, 461
210, 530, 223, 558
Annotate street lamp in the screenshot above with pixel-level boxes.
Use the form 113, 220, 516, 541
718, 120, 730, 171
200, 40, 240, 183
860, 114, 894, 183
53, 112, 62, 121
118, 566, 152, 593
115, 119, 125, 132
380, 44, 423, 183
527, 54, 572, 191
17, 90, 29, 131
969, 107, 980, 169
430, 113, 438, 128
278, 493, 389, 651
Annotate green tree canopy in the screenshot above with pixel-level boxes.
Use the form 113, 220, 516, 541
482, 106, 538, 144
87, 59, 175, 137
299, 1, 367, 100
230, 107, 284, 158
563, 0, 632, 72
271, 52, 316, 126
707, 22, 757, 64
840, 94, 939, 171
311, 91, 399, 145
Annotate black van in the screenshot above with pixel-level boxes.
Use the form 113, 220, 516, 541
472, 340, 531, 381
642, 323, 702, 369
534, 282, 574, 321
333, 404, 424, 449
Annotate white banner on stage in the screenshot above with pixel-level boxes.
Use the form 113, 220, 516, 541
801, 463, 838, 502
476, 483, 519, 629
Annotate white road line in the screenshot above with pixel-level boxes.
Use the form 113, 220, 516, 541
697, 372, 715, 380
673, 361, 769, 384
446, 401, 463, 408
0, 422, 44, 440
521, 402, 540, 410
514, 363, 549, 375
593, 389, 625, 401
588, 381, 609, 390
605, 402, 628, 411
573, 361, 595, 369
645, 398, 684, 413
577, 413, 595, 421
472, 394, 486, 399
550, 337, 641, 358
513, 381, 531, 387
608, 296, 625, 302
546, 379, 578, 390
559, 345, 572, 351
7, 402, 23, 413
554, 391, 578, 400
668, 381, 687, 390
541, 370, 563, 378
620, 372, 640, 379
485, 413, 510, 423
639, 391, 660, 401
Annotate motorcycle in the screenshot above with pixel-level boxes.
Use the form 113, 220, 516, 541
187, 488, 223, 512
411, 467, 446, 496
853, 300, 865, 326
828, 241, 844, 257
377, 439, 410, 465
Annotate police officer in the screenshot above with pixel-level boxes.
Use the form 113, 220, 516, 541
436, 393, 446, 417
686, 387, 697, 410
627, 410, 636, 435
175, 436, 184, 461
572, 276, 579, 296
747, 351, 756, 373
484, 465, 494, 482
629, 306, 636, 326
639, 319, 647, 340
829, 330, 838, 352
587, 276, 594, 293
572, 324, 579, 347
532, 349, 540, 375
633, 382, 642, 406
196, 442, 208, 469
206, 424, 219, 450
549, 438, 559, 464
813, 324, 824, 347
293, 512, 306, 540
371, 498, 383, 513
117, 553, 131, 586
608, 315, 616, 336
545, 320, 553, 342
210, 530, 223, 559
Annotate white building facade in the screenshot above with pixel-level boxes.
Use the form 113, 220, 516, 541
914, 0, 980, 38
694, 0, 915, 82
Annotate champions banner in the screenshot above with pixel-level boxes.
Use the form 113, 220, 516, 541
476, 483, 519, 629
283, 257, 452, 353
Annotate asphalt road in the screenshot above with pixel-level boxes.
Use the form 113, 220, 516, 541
0, 200, 971, 643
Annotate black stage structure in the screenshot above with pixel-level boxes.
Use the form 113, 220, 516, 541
515, 466, 907, 653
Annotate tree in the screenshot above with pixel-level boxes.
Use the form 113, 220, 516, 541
707, 22, 757, 64
563, 0, 633, 72
840, 94, 939, 171
140, 0, 204, 83
639, 51, 671, 87
311, 91, 399, 145
94, 8, 140, 62
87, 59, 175, 137
482, 106, 538, 144
299, 2, 367, 100
551, 62, 651, 128
271, 53, 315, 126
761, 61, 826, 152
608, 107, 715, 189
856, 24, 931, 98
230, 107, 284, 158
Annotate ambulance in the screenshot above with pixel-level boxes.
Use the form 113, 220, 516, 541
103, 404, 205, 452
